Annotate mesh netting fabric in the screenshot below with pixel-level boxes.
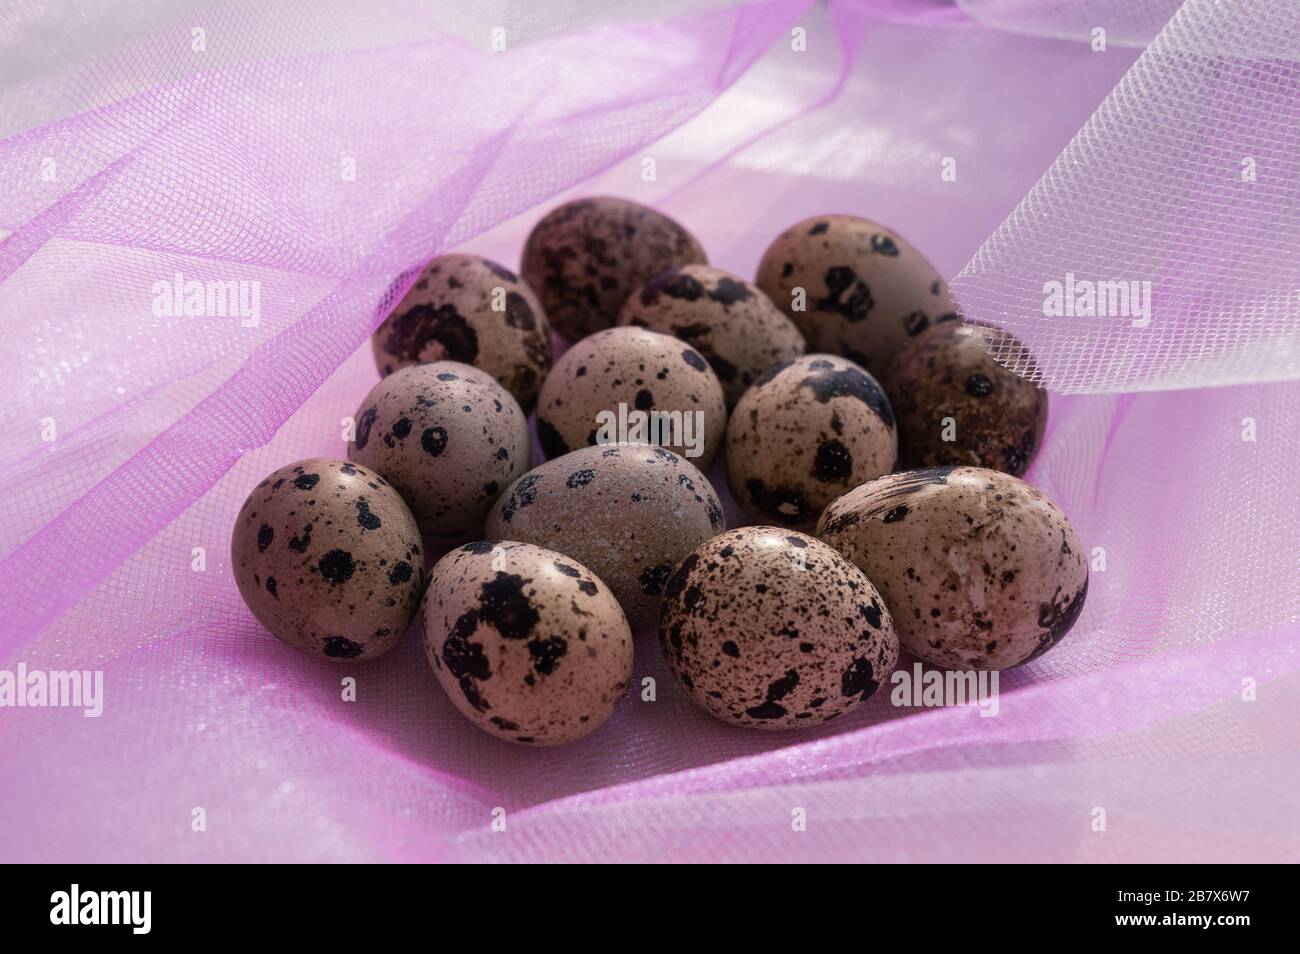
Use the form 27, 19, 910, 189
0, 0, 1296, 862
952, 0, 1300, 392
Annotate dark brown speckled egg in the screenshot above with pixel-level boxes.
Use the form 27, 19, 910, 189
372, 253, 552, 407
231, 458, 424, 661
618, 264, 806, 407
521, 197, 707, 341
726, 354, 896, 531
817, 466, 1088, 670
484, 442, 725, 624
659, 527, 899, 730
536, 326, 727, 469
885, 323, 1048, 476
756, 214, 956, 378
348, 361, 531, 545
424, 541, 633, 746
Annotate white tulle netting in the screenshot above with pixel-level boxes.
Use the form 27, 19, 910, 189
954, 0, 1300, 392
0, 0, 1296, 862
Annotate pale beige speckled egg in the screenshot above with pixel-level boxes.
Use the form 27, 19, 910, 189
816, 466, 1088, 670
348, 361, 531, 545
659, 527, 899, 729
372, 253, 553, 407
726, 354, 897, 531
756, 214, 956, 378
618, 264, 806, 407
484, 442, 726, 624
536, 326, 727, 470
231, 458, 424, 661
521, 196, 707, 341
424, 540, 633, 746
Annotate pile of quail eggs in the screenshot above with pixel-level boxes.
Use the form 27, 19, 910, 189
231, 197, 1087, 746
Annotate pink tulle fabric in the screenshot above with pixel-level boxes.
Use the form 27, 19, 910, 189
0, 0, 1296, 862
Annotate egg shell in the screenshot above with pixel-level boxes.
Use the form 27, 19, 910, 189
756, 214, 956, 378
231, 458, 424, 661
536, 326, 727, 469
886, 323, 1048, 477
521, 196, 707, 341
372, 253, 553, 407
659, 527, 899, 729
726, 353, 897, 531
484, 442, 726, 623
424, 541, 633, 746
816, 466, 1088, 670
348, 361, 531, 545
618, 264, 806, 407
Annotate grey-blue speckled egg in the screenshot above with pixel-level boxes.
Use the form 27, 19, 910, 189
484, 442, 725, 623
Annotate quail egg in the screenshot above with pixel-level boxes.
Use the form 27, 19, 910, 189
424, 540, 633, 745
817, 466, 1088, 670
484, 442, 725, 623
372, 253, 553, 407
726, 354, 896, 530
756, 214, 956, 377
521, 196, 707, 341
659, 527, 899, 729
348, 361, 530, 544
619, 264, 806, 407
886, 323, 1048, 476
231, 458, 424, 661
536, 326, 727, 469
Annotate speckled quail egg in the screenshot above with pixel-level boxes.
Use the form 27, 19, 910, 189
521, 196, 707, 341
659, 527, 899, 729
726, 354, 896, 530
885, 323, 1048, 477
817, 466, 1088, 670
231, 458, 424, 661
348, 361, 531, 545
424, 540, 633, 746
618, 264, 806, 407
536, 326, 727, 469
372, 253, 553, 407
755, 214, 956, 378
484, 442, 726, 623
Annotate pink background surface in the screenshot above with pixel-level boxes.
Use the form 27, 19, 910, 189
0, 0, 1296, 861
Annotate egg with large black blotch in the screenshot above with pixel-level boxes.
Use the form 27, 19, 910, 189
817, 466, 1088, 670
659, 527, 899, 730
484, 442, 725, 624
231, 458, 424, 661
521, 196, 707, 342
726, 353, 896, 531
424, 541, 633, 746
348, 361, 531, 545
371, 253, 552, 407
756, 214, 955, 378
885, 323, 1047, 476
